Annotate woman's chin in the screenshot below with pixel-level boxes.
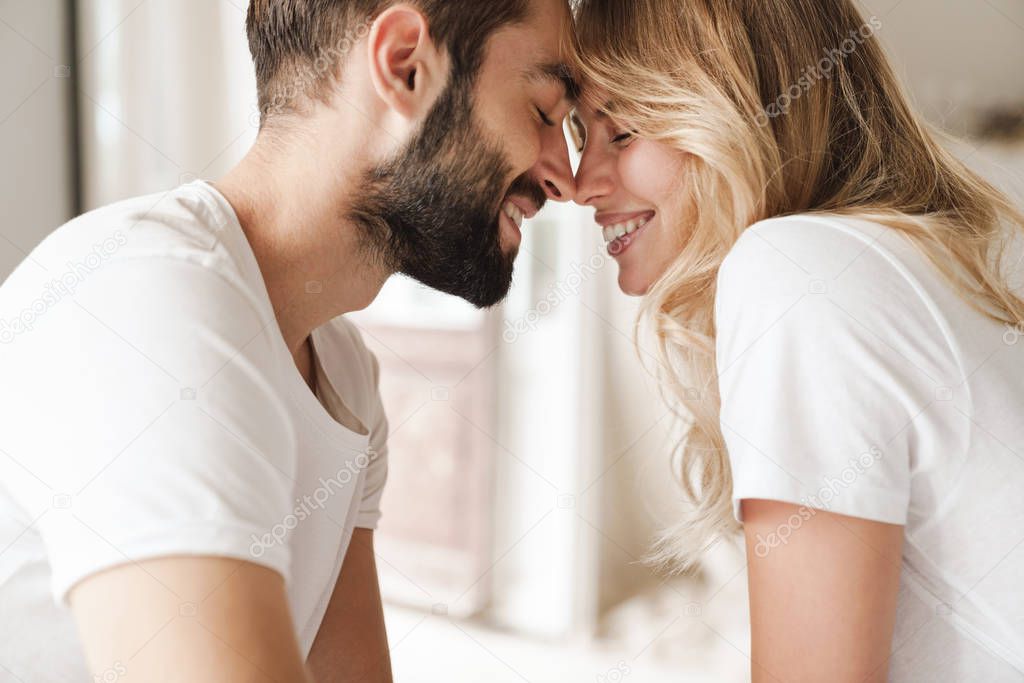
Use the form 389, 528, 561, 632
617, 269, 653, 297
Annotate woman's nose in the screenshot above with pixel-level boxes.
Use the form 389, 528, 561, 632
574, 147, 614, 206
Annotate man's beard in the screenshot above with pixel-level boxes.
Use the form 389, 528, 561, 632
347, 73, 547, 309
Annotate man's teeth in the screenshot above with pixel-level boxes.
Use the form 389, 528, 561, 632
502, 201, 524, 229
602, 216, 651, 243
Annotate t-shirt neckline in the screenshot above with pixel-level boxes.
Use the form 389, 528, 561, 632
186, 179, 371, 450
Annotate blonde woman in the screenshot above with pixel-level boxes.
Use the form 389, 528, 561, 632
569, 0, 1024, 680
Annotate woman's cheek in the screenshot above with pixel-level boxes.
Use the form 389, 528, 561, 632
617, 138, 680, 205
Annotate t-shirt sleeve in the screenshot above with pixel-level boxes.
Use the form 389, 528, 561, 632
354, 347, 389, 530
4, 256, 298, 606
714, 218, 955, 526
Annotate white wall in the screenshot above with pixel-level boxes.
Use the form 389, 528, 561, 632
861, 0, 1024, 134
0, 0, 76, 281
75, 0, 258, 209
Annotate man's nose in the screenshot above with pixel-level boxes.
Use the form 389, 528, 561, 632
534, 124, 577, 203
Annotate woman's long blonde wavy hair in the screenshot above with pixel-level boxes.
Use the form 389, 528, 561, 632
571, 0, 1024, 570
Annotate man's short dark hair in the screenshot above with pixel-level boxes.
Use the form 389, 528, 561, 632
247, 0, 530, 125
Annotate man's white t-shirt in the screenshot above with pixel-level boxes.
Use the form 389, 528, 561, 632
0, 180, 389, 682
715, 214, 1024, 681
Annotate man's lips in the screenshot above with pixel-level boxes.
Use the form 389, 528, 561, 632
505, 195, 541, 220
498, 194, 542, 238
499, 208, 523, 250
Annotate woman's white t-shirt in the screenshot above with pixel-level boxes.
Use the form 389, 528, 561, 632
0, 181, 389, 681
715, 214, 1024, 681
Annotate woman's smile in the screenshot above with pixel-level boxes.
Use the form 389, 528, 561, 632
597, 209, 656, 256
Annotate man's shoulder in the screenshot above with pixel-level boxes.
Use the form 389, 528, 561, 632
1, 182, 263, 318
20, 183, 251, 283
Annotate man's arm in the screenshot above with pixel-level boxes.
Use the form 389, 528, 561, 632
69, 556, 313, 682
307, 528, 392, 682
742, 499, 904, 683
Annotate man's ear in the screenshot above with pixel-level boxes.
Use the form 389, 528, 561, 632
366, 4, 446, 120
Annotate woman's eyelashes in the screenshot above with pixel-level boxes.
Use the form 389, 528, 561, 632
611, 130, 634, 145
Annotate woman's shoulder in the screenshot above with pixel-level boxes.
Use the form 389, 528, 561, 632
720, 213, 903, 286
714, 211, 967, 392
715, 213, 946, 314
714, 212, 958, 362
743, 212, 891, 244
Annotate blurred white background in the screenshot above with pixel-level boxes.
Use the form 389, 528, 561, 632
1, 1, 1022, 681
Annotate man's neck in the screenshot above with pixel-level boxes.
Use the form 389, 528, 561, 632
213, 135, 391, 357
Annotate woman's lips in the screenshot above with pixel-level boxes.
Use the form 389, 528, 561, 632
599, 211, 657, 256
595, 209, 656, 227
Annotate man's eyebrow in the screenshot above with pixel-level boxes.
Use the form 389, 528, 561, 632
525, 62, 581, 103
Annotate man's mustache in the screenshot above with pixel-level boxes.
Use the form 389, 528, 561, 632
505, 174, 548, 214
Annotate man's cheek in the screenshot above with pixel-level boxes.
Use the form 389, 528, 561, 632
513, 132, 543, 180
476, 96, 535, 174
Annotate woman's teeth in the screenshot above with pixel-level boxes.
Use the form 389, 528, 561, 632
502, 201, 524, 229
602, 215, 651, 243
